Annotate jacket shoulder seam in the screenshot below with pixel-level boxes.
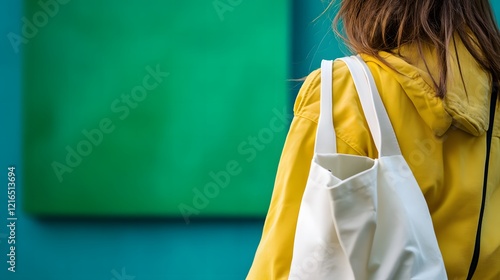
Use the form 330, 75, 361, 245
294, 69, 321, 115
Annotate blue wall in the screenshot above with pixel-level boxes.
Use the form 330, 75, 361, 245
2, 1, 500, 280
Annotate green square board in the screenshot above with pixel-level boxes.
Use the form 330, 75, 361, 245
23, 0, 289, 219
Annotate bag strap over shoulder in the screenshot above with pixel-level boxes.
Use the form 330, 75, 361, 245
315, 60, 337, 154
340, 56, 401, 157
315, 56, 401, 157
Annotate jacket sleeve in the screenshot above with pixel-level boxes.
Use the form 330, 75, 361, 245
246, 68, 362, 280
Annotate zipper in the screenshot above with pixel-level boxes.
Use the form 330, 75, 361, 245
466, 88, 497, 280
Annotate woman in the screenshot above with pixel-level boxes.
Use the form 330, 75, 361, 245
247, 0, 500, 279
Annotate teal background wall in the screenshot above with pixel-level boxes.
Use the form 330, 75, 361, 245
1, 1, 499, 280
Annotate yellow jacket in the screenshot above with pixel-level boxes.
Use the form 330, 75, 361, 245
248, 40, 499, 279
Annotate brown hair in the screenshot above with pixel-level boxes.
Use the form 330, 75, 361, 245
330, 0, 500, 98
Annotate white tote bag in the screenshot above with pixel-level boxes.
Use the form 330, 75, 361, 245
288, 56, 447, 280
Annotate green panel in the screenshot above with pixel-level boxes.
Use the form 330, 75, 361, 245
23, 0, 289, 219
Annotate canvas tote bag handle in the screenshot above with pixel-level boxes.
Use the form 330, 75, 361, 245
315, 57, 401, 157
315, 60, 337, 154
353, 56, 401, 156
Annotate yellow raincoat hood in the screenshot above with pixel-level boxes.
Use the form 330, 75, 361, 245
375, 40, 492, 137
